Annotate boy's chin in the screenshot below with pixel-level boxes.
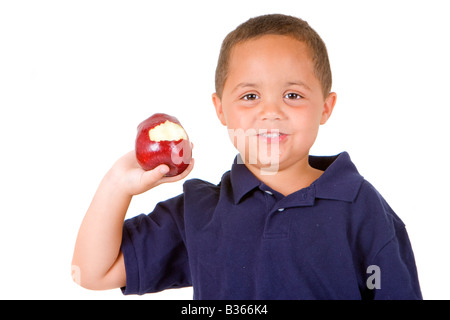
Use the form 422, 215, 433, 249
241, 156, 281, 176
258, 164, 281, 175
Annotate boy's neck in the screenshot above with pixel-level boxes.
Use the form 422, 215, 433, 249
244, 155, 323, 197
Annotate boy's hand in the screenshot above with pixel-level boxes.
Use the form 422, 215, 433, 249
110, 150, 194, 196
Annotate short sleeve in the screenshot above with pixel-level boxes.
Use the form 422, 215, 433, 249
120, 194, 191, 295
370, 225, 422, 299
352, 181, 422, 300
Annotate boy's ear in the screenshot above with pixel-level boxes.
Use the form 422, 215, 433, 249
212, 93, 227, 126
320, 92, 337, 125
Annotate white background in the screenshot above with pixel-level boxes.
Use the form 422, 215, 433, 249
1, 0, 449, 300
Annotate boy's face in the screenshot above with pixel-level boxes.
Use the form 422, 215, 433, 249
213, 35, 336, 174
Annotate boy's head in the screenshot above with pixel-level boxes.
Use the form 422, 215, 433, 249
215, 14, 332, 100
212, 14, 337, 176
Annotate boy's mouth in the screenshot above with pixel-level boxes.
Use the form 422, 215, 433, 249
257, 130, 287, 143
259, 132, 281, 138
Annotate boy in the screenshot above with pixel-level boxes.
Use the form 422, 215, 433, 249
72, 14, 422, 299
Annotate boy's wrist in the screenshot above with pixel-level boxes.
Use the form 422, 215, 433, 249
102, 166, 134, 198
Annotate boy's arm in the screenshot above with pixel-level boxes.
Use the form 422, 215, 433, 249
71, 150, 193, 290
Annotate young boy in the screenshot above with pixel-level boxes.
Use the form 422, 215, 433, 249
72, 14, 422, 299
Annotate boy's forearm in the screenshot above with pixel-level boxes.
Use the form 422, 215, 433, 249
72, 151, 194, 290
72, 170, 130, 289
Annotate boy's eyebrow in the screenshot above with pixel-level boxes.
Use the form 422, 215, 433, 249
232, 82, 258, 93
286, 81, 312, 91
231, 81, 312, 93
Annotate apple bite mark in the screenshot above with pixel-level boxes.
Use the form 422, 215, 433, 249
148, 120, 188, 142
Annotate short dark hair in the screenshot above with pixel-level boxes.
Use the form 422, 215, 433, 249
215, 14, 332, 98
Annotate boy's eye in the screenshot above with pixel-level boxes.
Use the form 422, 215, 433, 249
284, 93, 302, 100
241, 93, 259, 101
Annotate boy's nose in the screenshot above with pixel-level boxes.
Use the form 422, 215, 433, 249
259, 101, 284, 121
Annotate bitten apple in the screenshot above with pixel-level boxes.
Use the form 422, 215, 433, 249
135, 113, 192, 177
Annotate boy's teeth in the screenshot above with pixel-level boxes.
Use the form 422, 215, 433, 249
261, 133, 280, 138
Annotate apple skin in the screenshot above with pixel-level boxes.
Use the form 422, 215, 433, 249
135, 113, 192, 177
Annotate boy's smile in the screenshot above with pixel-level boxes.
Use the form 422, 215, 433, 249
213, 34, 336, 193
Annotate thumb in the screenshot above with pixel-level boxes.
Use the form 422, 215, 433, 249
140, 164, 170, 189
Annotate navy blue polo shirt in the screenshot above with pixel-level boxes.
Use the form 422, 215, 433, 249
121, 152, 422, 299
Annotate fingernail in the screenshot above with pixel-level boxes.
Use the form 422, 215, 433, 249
159, 166, 170, 174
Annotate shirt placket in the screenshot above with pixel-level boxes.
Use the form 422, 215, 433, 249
262, 186, 316, 239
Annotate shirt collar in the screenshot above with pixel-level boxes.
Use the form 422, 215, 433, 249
230, 154, 261, 204
309, 152, 364, 202
229, 152, 364, 204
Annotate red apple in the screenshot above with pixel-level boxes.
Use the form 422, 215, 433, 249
135, 113, 192, 177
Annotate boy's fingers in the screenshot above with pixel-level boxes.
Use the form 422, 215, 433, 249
140, 158, 194, 190
159, 158, 195, 184
141, 164, 170, 187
